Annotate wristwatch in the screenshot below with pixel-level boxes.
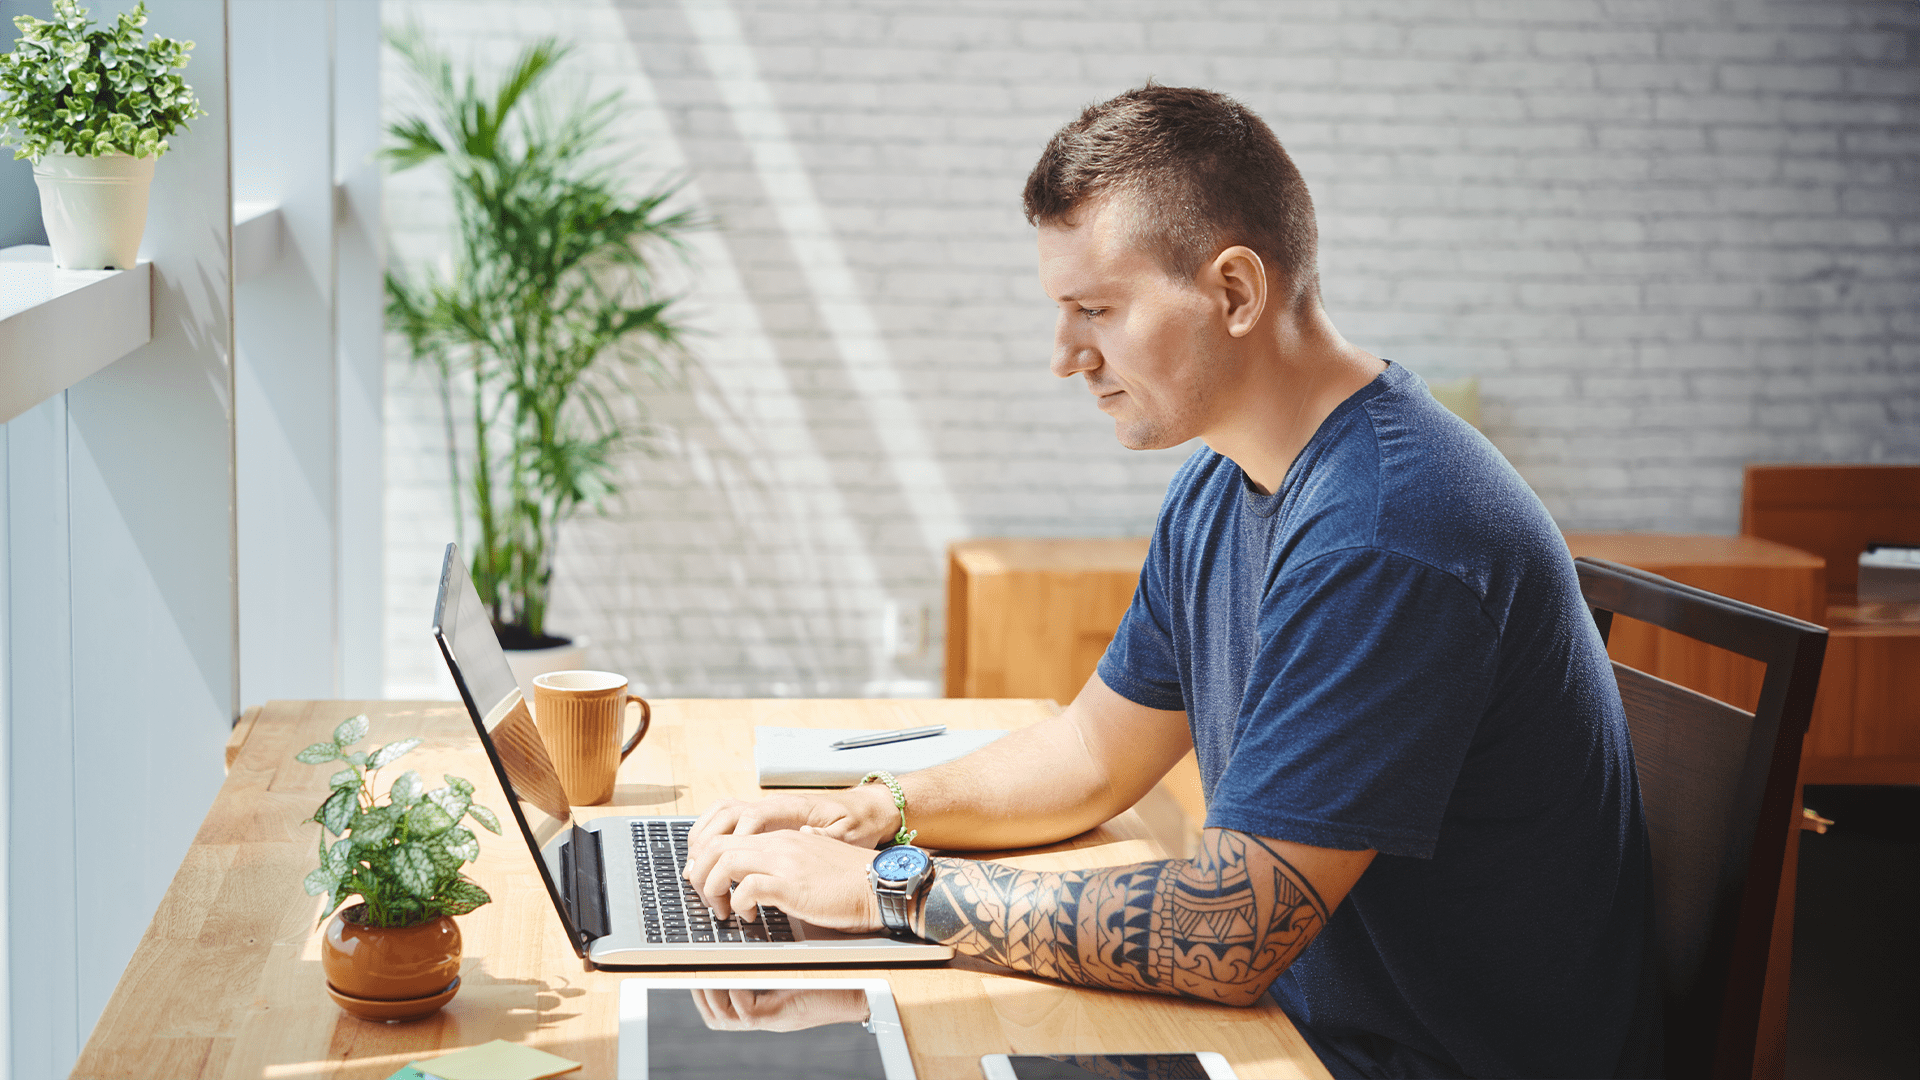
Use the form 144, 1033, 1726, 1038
867, 844, 934, 939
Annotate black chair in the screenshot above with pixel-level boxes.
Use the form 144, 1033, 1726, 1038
1575, 557, 1828, 1080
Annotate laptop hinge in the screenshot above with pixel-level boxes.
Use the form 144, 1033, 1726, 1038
561, 823, 611, 944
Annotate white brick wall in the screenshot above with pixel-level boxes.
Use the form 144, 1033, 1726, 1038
382, 0, 1920, 698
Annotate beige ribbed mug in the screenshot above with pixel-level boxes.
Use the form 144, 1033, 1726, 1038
530, 670, 651, 806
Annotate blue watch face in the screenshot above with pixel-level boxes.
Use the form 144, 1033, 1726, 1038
873, 845, 929, 882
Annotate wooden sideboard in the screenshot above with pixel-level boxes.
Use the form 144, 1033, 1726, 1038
1739, 464, 1920, 786
944, 538, 1150, 702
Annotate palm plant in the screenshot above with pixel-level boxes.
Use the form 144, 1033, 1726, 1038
385, 29, 699, 646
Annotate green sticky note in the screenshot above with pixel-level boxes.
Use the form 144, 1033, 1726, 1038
385, 1067, 432, 1080
413, 1039, 581, 1080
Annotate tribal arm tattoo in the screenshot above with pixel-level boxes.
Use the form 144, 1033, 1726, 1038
917, 829, 1334, 1006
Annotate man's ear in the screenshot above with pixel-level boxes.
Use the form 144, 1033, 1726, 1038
1207, 245, 1267, 338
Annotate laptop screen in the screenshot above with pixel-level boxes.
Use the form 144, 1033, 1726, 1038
431, 543, 588, 954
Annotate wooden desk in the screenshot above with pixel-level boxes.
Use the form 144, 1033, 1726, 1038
73, 699, 1331, 1080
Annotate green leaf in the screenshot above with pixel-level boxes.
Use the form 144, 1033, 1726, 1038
445, 775, 475, 797
426, 786, 469, 823
349, 805, 397, 845
332, 714, 370, 748
442, 826, 480, 863
422, 842, 463, 876
303, 866, 339, 897
326, 838, 355, 874
388, 769, 423, 807
391, 845, 438, 897
467, 804, 502, 835
315, 786, 356, 837
408, 800, 455, 838
437, 877, 492, 916
367, 737, 421, 769
294, 742, 340, 765
328, 768, 360, 790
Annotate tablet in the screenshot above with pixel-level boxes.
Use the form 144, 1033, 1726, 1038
981, 1053, 1237, 1079
617, 978, 915, 1079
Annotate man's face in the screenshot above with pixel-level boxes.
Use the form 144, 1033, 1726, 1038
1038, 198, 1225, 451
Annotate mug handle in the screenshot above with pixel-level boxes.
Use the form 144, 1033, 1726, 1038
618, 695, 651, 761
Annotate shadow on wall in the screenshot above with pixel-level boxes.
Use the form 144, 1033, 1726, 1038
1, 156, 48, 247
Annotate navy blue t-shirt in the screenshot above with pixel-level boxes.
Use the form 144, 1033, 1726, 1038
1098, 362, 1656, 1078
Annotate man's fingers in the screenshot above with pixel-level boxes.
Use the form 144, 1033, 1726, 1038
697, 852, 742, 920
727, 987, 763, 1019
727, 872, 779, 921
687, 799, 747, 849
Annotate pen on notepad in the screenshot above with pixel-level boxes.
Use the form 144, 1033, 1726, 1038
830, 724, 947, 750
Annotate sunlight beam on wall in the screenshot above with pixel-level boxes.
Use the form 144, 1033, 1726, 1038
681, 0, 969, 568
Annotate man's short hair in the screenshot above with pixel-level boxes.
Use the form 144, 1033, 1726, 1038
1023, 84, 1319, 306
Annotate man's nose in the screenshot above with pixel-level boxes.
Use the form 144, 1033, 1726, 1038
1051, 319, 1097, 379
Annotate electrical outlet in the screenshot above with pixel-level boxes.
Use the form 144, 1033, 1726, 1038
882, 600, 931, 660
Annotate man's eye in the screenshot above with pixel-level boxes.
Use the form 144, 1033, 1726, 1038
1080, 307, 1105, 319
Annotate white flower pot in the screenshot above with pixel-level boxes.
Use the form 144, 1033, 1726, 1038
504, 635, 590, 718
32, 152, 156, 270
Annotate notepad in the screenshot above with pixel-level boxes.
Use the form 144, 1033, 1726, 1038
411, 1039, 580, 1080
754, 726, 1007, 787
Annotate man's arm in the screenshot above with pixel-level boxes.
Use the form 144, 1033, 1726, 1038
688, 674, 1195, 854
915, 829, 1373, 1007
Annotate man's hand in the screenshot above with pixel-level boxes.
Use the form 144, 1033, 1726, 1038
683, 827, 883, 930
687, 787, 897, 853
688, 987, 871, 1033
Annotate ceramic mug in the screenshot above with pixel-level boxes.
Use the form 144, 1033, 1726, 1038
530, 670, 651, 805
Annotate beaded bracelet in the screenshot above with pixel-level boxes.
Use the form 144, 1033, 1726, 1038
859, 770, 917, 846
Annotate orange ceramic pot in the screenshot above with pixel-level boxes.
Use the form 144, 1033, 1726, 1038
321, 905, 462, 1015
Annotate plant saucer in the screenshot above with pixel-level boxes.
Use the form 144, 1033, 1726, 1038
327, 975, 461, 1023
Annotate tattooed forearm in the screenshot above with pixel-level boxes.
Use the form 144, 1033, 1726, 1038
919, 829, 1333, 1005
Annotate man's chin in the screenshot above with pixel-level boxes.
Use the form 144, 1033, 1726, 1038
1113, 421, 1183, 452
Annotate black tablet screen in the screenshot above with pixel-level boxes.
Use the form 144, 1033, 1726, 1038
1005, 1054, 1213, 1079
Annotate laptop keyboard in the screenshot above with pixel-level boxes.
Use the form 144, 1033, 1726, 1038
632, 820, 796, 944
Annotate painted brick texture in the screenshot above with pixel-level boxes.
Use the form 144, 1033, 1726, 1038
381, 0, 1920, 698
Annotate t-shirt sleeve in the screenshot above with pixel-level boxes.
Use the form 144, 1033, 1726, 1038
1208, 547, 1499, 858
1096, 529, 1187, 713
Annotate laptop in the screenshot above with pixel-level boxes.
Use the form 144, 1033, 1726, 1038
430, 542, 955, 969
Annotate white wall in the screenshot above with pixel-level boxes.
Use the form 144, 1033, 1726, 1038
4, 1, 234, 1074
233, 0, 386, 704
381, 0, 1920, 700
1, 1, 384, 1074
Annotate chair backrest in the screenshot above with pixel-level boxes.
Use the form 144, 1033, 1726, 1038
1740, 465, 1920, 593
1575, 557, 1827, 1080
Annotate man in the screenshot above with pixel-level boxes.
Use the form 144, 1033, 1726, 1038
685, 85, 1656, 1078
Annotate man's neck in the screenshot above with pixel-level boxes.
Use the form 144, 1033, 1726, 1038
1202, 306, 1386, 496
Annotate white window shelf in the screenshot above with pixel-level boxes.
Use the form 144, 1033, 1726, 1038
234, 200, 283, 281
0, 245, 152, 424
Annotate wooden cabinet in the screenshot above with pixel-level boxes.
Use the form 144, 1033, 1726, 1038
1564, 532, 1826, 710
1803, 602, 1920, 782
1739, 464, 1920, 785
944, 538, 1150, 702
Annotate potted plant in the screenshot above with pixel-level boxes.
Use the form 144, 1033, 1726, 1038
297, 714, 502, 1022
0, 0, 203, 269
384, 29, 701, 696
